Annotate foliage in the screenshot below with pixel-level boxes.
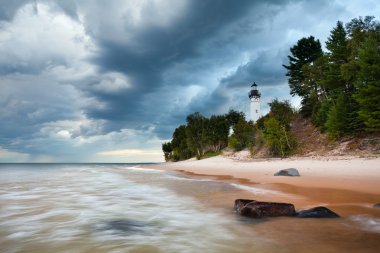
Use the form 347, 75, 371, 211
268, 99, 295, 128
228, 135, 242, 151
162, 110, 252, 161
232, 119, 255, 149
226, 109, 245, 126
313, 98, 331, 131
284, 16, 380, 138
283, 36, 323, 110
263, 117, 296, 157
162, 142, 172, 161
353, 32, 380, 131
200, 150, 223, 159
207, 115, 230, 152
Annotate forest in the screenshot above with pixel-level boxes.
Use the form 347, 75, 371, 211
162, 16, 380, 161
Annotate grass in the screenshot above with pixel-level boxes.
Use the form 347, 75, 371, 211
200, 150, 222, 159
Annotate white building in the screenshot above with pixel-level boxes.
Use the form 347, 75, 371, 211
248, 82, 261, 122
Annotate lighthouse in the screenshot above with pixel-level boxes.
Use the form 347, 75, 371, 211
248, 82, 261, 122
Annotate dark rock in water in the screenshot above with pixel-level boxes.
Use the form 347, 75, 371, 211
274, 168, 300, 177
296, 206, 340, 218
374, 203, 380, 208
97, 219, 147, 235
234, 199, 296, 218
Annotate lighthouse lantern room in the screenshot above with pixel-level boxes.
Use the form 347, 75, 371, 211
248, 82, 261, 122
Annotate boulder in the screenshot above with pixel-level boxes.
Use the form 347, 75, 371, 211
234, 199, 296, 218
374, 203, 380, 208
274, 168, 300, 177
296, 206, 340, 218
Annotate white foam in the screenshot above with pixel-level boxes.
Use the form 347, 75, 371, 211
350, 215, 380, 233
0, 165, 248, 253
230, 183, 302, 199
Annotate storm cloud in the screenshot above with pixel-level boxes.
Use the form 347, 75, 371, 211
0, 0, 379, 162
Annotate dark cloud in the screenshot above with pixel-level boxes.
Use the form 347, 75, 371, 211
81, 0, 296, 136
1, 0, 379, 161
220, 48, 289, 89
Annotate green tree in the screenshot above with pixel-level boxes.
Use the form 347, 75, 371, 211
354, 33, 380, 130
313, 98, 332, 131
185, 112, 207, 159
324, 93, 363, 138
283, 36, 323, 97
283, 36, 323, 117
323, 21, 350, 93
233, 119, 255, 148
226, 109, 245, 127
207, 115, 229, 152
263, 117, 296, 157
342, 16, 380, 89
228, 135, 242, 151
171, 125, 193, 161
268, 99, 295, 128
162, 142, 172, 161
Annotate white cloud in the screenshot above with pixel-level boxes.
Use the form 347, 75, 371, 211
0, 2, 94, 74
93, 72, 132, 93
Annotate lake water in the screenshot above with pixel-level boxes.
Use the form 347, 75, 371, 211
0, 164, 379, 253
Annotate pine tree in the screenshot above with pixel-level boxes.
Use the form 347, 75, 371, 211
323, 21, 350, 93
283, 36, 323, 98
324, 93, 363, 138
354, 33, 380, 131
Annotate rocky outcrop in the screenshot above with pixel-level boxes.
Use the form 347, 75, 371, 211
296, 206, 340, 218
234, 199, 340, 219
274, 168, 300, 177
234, 199, 296, 218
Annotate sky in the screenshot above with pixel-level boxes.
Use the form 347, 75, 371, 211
0, 0, 379, 163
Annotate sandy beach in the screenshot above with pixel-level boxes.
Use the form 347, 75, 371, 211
145, 155, 380, 213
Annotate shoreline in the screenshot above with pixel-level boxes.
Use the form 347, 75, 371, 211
143, 155, 380, 213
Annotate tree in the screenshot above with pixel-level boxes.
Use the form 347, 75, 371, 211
354, 32, 380, 131
233, 119, 255, 148
283, 36, 323, 97
185, 112, 207, 159
171, 125, 193, 161
226, 109, 245, 127
342, 16, 380, 89
162, 142, 172, 161
207, 115, 229, 152
263, 117, 296, 157
324, 93, 363, 138
268, 99, 294, 128
283, 36, 323, 117
313, 98, 332, 131
323, 21, 350, 93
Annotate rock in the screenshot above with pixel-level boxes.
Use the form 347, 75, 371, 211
96, 219, 148, 235
234, 199, 296, 218
374, 203, 380, 208
296, 206, 340, 218
274, 168, 300, 177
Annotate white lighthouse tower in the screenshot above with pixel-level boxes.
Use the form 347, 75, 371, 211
248, 82, 261, 122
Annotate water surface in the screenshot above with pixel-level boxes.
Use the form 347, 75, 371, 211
0, 164, 379, 253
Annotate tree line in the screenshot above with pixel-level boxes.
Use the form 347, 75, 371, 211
283, 16, 380, 138
162, 99, 297, 161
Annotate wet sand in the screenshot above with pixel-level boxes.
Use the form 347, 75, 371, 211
142, 156, 380, 252
144, 156, 380, 207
